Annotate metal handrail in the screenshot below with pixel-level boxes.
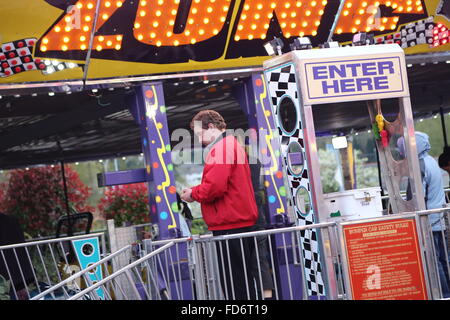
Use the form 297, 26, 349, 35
30, 244, 131, 300
0, 232, 105, 250
68, 241, 175, 300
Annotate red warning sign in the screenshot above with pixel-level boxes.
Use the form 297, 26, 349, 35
342, 218, 428, 300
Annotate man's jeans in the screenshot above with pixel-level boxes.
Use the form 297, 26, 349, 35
433, 231, 450, 298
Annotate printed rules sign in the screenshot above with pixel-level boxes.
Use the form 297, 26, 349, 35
342, 219, 428, 300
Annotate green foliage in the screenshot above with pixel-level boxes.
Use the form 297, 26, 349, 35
190, 218, 209, 235
318, 149, 341, 193
355, 150, 379, 188
0, 275, 10, 300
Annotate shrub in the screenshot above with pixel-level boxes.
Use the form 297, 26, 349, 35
98, 183, 150, 227
0, 165, 93, 237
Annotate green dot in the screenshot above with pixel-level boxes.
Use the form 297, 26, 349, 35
171, 202, 179, 212
279, 186, 286, 197
165, 144, 171, 151
160, 106, 166, 113
167, 164, 173, 171
275, 150, 281, 157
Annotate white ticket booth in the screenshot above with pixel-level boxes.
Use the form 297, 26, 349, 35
263, 44, 426, 298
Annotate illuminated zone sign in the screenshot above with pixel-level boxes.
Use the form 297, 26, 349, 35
36, 0, 428, 64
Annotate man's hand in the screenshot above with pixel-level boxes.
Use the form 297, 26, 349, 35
181, 188, 194, 203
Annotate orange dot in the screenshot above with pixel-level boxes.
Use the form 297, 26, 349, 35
145, 90, 154, 98
169, 186, 177, 194
153, 162, 159, 169
276, 171, 283, 179
261, 148, 267, 155
255, 78, 263, 87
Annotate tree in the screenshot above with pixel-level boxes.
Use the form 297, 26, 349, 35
0, 165, 93, 237
97, 183, 150, 227
319, 149, 341, 193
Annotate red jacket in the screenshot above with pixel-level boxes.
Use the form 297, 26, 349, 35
191, 134, 258, 231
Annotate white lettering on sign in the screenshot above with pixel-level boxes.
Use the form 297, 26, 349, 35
366, 265, 381, 290
302, 56, 407, 104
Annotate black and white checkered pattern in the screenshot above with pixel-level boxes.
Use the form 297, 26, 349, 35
0, 38, 46, 77
373, 17, 435, 49
400, 17, 435, 48
264, 63, 325, 297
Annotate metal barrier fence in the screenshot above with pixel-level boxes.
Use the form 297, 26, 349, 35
67, 242, 175, 300
0, 232, 106, 300
30, 244, 132, 300
3, 209, 450, 300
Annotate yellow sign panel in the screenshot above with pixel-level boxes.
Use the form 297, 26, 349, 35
0, 0, 448, 84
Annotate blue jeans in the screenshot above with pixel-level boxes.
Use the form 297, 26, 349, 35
433, 231, 450, 298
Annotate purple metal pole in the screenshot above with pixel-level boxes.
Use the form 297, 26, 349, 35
234, 74, 289, 227
129, 83, 193, 299
130, 83, 181, 240
235, 74, 305, 300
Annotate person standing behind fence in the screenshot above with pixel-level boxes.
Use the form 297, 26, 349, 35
180, 110, 258, 300
438, 147, 450, 189
412, 132, 450, 298
0, 212, 34, 300
246, 142, 275, 300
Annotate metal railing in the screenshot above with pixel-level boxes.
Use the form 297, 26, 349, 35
68, 242, 175, 300
0, 232, 106, 300
5, 208, 450, 300
30, 244, 132, 300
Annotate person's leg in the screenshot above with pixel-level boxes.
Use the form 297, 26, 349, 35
433, 231, 450, 298
256, 236, 275, 299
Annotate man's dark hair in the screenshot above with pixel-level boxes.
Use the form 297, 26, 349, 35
190, 110, 227, 131
438, 146, 450, 168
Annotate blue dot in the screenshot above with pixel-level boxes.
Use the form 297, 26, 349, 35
160, 211, 168, 220
268, 195, 276, 204
143, 138, 148, 146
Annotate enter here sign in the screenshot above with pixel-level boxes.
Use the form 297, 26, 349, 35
301, 55, 409, 104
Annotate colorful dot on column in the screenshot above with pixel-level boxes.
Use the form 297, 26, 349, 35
279, 186, 286, 197
255, 78, 263, 87
146, 165, 151, 174
167, 164, 173, 171
153, 162, 159, 169
265, 110, 271, 116
265, 170, 270, 175
143, 138, 148, 146
157, 185, 162, 190
261, 148, 267, 155
160, 211, 168, 220
160, 106, 166, 113
145, 90, 153, 99
157, 122, 163, 129
268, 195, 276, 203
165, 144, 171, 151
152, 140, 155, 144
169, 186, 176, 194
276, 171, 283, 179
275, 150, 281, 157
151, 205, 156, 213
155, 196, 162, 203
264, 181, 270, 188
171, 202, 179, 212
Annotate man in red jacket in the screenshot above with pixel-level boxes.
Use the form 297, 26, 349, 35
181, 110, 258, 299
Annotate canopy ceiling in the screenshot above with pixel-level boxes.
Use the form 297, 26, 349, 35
0, 61, 449, 170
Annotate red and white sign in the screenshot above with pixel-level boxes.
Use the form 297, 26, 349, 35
342, 219, 428, 300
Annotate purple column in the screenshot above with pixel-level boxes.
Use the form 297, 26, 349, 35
235, 74, 304, 300
130, 83, 193, 300
130, 83, 181, 239
235, 74, 290, 227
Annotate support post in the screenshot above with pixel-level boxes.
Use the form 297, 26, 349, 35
129, 83, 181, 240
